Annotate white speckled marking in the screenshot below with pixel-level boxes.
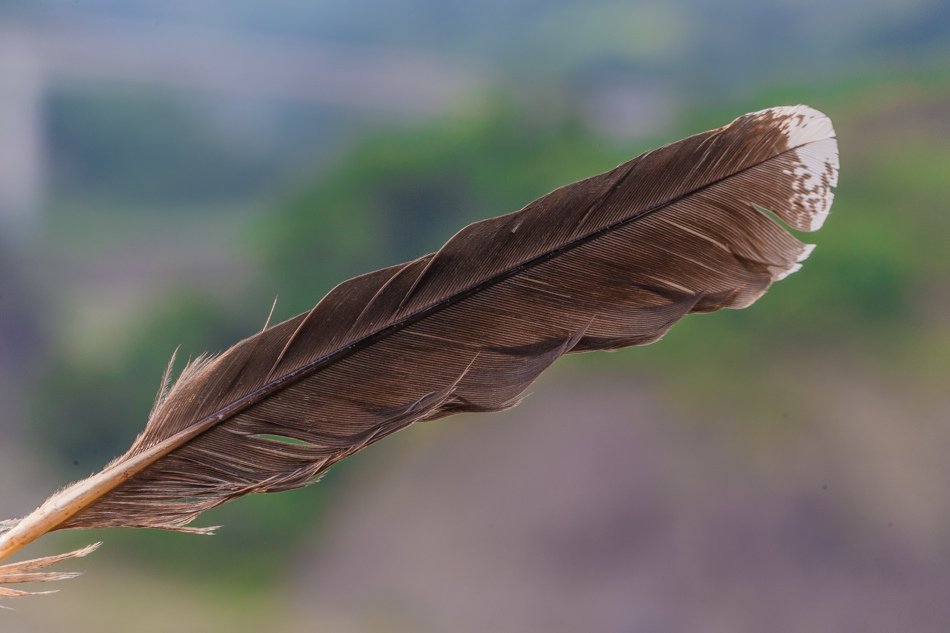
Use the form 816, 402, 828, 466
749, 106, 839, 281
750, 106, 839, 234
774, 262, 802, 281
789, 138, 838, 231
768, 105, 837, 148
797, 243, 816, 262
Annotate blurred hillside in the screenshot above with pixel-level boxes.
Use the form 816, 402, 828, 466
6, 0, 949, 90
0, 1, 949, 631
1, 0, 949, 228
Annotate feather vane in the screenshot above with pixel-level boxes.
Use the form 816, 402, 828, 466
0, 105, 838, 593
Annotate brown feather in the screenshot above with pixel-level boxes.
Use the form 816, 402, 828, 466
0, 105, 838, 590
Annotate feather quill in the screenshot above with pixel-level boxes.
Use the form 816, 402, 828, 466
0, 105, 838, 594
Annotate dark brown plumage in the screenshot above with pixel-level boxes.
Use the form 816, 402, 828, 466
0, 105, 838, 593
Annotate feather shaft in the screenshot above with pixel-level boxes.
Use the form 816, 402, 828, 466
0, 420, 215, 562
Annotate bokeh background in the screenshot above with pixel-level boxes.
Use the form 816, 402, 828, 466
1, 1, 948, 631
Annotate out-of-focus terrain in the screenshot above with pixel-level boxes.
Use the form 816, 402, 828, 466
0, 1, 948, 630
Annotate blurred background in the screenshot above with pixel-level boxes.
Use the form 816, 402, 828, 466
0, 1, 948, 631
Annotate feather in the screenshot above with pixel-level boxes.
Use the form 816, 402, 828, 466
0, 105, 838, 594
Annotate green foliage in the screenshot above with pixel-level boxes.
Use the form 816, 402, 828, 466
253, 102, 633, 314
32, 292, 244, 474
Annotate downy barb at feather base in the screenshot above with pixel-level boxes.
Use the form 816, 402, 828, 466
0, 105, 839, 595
